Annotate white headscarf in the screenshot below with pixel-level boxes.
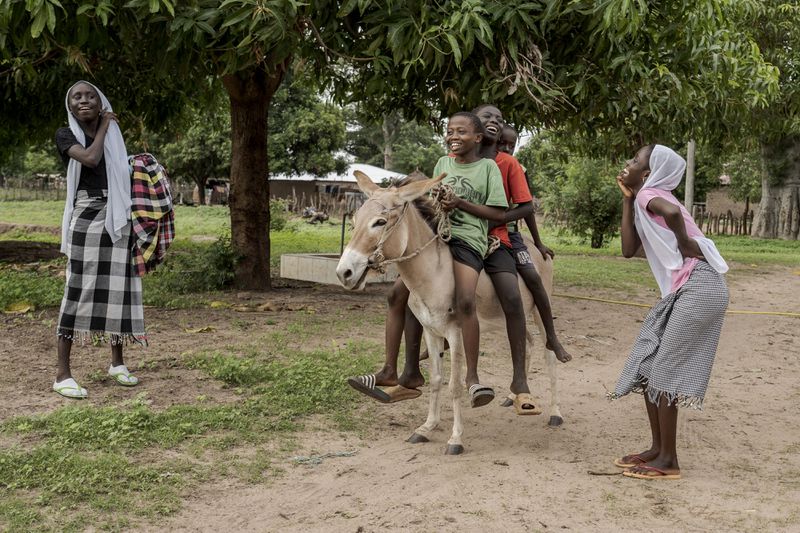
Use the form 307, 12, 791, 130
634, 145, 728, 297
60, 81, 131, 254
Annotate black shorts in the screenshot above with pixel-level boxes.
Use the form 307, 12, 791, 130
508, 231, 536, 270
448, 237, 484, 273
484, 245, 518, 274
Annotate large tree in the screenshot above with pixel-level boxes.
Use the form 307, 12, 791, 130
267, 79, 348, 177
2, 0, 779, 288
742, 1, 800, 239
160, 92, 232, 205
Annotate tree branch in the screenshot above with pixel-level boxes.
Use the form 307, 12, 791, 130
301, 17, 374, 63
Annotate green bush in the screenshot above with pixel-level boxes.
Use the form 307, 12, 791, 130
540, 156, 621, 248
269, 198, 289, 231
143, 234, 236, 306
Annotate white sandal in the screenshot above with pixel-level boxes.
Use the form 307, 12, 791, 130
53, 378, 88, 399
108, 365, 139, 387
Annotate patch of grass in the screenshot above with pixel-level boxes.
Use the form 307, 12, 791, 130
0, 446, 183, 531
711, 234, 800, 266
4, 400, 254, 452
184, 352, 274, 387
0, 228, 60, 243
0, 497, 44, 533
270, 221, 343, 267
552, 255, 658, 295
0, 200, 64, 227
0, 261, 65, 311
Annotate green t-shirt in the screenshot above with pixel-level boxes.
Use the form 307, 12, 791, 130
433, 156, 508, 257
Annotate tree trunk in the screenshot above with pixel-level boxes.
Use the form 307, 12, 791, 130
684, 139, 695, 212
382, 112, 400, 170
223, 66, 287, 289
193, 176, 208, 205
751, 138, 800, 240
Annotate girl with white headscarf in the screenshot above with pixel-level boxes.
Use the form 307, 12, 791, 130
53, 81, 146, 400
609, 144, 729, 481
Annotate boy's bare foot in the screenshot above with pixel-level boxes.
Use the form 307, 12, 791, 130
372, 367, 399, 387
546, 338, 572, 362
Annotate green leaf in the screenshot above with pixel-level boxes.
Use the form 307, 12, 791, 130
29, 8, 47, 38
220, 7, 251, 29
445, 33, 461, 66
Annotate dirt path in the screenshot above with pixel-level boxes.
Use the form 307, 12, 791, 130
2, 266, 799, 532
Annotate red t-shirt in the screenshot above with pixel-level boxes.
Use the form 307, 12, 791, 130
490, 152, 532, 247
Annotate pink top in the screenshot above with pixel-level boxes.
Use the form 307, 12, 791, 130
636, 189, 703, 293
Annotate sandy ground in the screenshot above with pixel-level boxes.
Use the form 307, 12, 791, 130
1, 265, 799, 532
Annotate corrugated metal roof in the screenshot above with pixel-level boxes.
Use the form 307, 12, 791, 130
269, 163, 405, 183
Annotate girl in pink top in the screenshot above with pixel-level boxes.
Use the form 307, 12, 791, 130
610, 144, 729, 480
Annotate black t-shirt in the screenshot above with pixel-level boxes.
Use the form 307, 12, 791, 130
55, 127, 108, 191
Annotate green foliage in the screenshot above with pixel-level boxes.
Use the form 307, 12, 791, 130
389, 121, 445, 175
23, 145, 61, 175
696, 144, 763, 203
160, 89, 231, 196
5, 401, 250, 451
2, 0, 785, 281
0, 445, 182, 527
519, 133, 621, 248
142, 235, 236, 307
346, 109, 444, 174
268, 80, 348, 177
269, 198, 289, 231
0, 262, 65, 311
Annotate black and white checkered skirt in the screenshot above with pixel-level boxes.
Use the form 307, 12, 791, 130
611, 261, 728, 409
57, 191, 147, 346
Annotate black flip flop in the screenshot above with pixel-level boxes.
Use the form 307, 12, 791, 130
347, 375, 392, 403
468, 384, 495, 408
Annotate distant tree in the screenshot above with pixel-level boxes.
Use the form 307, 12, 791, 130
520, 135, 619, 248
729, 1, 800, 239
160, 95, 231, 206
268, 80, 348, 177
23, 145, 61, 175
346, 109, 443, 174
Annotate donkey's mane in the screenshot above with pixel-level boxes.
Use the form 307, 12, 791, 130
389, 173, 438, 232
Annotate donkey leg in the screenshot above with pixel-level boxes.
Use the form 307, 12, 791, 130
408, 333, 444, 443
533, 312, 563, 426
445, 329, 465, 455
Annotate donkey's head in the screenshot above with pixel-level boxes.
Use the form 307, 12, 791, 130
336, 170, 444, 290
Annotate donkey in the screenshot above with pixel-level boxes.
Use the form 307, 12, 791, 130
336, 171, 563, 454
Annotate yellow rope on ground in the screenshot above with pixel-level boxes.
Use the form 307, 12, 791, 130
552, 292, 800, 318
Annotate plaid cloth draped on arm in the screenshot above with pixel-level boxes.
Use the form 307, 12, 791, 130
129, 153, 175, 276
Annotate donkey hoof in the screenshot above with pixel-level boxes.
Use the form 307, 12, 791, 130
444, 444, 464, 455
499, 398, 514, 408
547, 415, 564, 427
407, 433, 429, 444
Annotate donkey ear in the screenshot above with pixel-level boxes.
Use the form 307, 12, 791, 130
397, 172, 446, 202
354, 170, 380, 197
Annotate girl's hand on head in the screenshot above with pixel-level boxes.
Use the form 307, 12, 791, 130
616, 174, 634, 198
100, 109, 118, 129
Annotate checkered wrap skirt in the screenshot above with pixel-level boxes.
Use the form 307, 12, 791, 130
57, 191, 147, 346
611, 261, 728, 409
